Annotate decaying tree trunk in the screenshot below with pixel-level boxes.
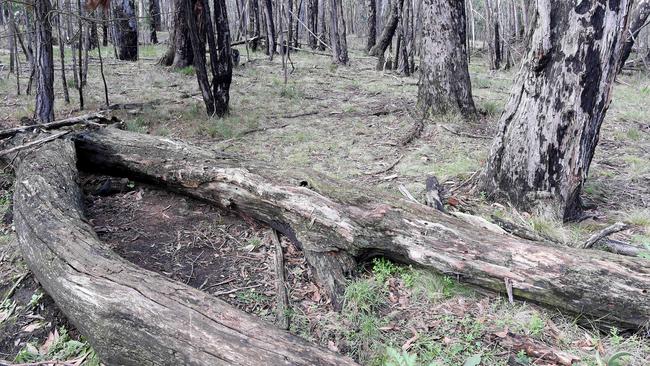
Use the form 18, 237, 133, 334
34, 0, 55, 123
113, 0, 139, 60
71, 128, 650, 330
417, 0, 476, 118
11, 137, 358, 366
481, 0, 634, 221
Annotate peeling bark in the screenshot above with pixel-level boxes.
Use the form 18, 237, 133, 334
73, 128, 650, 330
481, 0, 634, 221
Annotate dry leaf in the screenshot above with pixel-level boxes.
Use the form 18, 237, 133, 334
39, 328, 60, 354
327, 340, 339, 352
21, 321, 45, 333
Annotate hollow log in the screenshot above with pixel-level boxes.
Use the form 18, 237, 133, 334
11, 137, 358, 365
73, 128, 650, 330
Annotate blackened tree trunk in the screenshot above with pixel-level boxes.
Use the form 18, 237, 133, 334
366, 0, 376, 52
368, 0, 402, 56
417, 0, 476, 117
481, 0, 634, 221
307, 0, 318, 48
34, 0, 55, 122
263, 0, 276, 58
618, 0, 650, 72
102, 10, 108, 46
212, 0, 232, 115
88, 16, 99, 50
186, 0, 213, 113
149, 0, 161, 44
248, 0, 260, 51
113, 0, 138, 60
328, 0, 348, 64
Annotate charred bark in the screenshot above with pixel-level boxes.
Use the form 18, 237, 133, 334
213, 0, 233, 115
112, 0, 138, 60
72, 128, 650, 330
10, 137, 358, 366
417, 0, 476, 117
263, 0, 276, 57
34, 0, 55, 123
481, 0, 634, 221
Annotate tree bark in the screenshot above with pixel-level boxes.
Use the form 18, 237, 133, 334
213, 0, 233, 115
34, 0, 55, 123
366, 0, 376, 52
481, 0, 634, 221
112, 0, 138, 60
328, 0, 348, 64
368, 0, 402, 57
618, 0, 650, 72
149, 0, 161, 44
263, 0, 276, 58
72, 128, 650, 330
317, 0, 327, 50
417, 0, 476, 118
10, 137, 358, 366
160, 0, 203, 68
307, 0, 318, 48
248, 0, 261, 51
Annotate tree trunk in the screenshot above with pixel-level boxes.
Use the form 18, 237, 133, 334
317, 0, 327, 50
263, 0, 276, 58
417, 0, 476, 118
368, 0, 402, 57
10, 137, 358, 366
72, 128, 650, 330
212, 0, 233, 115
34, 0, 55, 123
618, 0, 650, 72
149, 0, 160, 43
248, 0, 261, 51
113, 0, 138, 60
160, 0, 202, 68
481, 0, 634, 221
366, 0, 376, 52
328, 0, 348, 64
307, 0, 318, 48
55, 0, 70, 104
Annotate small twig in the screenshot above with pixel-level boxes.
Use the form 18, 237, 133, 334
365, 155, 403, 175
2, 272, 29, 303
581, 222, 628, 249
0, 131, 69, 157
398, 184, 419, 204
271, 229, 290, 330
212, 284, 263, 296
440, 124, 491, 140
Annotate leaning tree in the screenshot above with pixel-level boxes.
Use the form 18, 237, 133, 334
417, 0, 476, 118
481, 0, 634, 221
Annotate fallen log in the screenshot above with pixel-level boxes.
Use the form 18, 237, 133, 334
0, 113, 118, 139
73, 128, 650, 330
11, 138, 357, 365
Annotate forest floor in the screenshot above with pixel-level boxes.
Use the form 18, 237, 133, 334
1, 36, 650, 365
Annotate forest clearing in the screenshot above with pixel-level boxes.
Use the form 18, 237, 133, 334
0, 0, 650, 365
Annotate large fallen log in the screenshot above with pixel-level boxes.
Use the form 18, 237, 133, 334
12, 137, 358, 365
73, 128, 650, 330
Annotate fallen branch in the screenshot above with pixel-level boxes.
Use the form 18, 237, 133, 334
491, 331, 580, 366
0, 131, 69, 157
581, 222, 628, 249
365, 154, 403, 175
440, 124, 491, 140
8, 138, 358, 365
271, 229, 290, 330
0, 113, 116, 139
73, 128, 650, 330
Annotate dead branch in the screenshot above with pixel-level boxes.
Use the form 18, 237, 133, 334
581, 222, 628, 249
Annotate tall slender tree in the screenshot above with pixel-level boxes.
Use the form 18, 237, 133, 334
481, 0, 634, 221
34, 0, 55, 122
366, 0, 376, 52
329, 0, 348, 64
113, 0, 138, 60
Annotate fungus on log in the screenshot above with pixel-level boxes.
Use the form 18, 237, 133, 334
72, 128, 650, 330
11, 137, 358, 365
